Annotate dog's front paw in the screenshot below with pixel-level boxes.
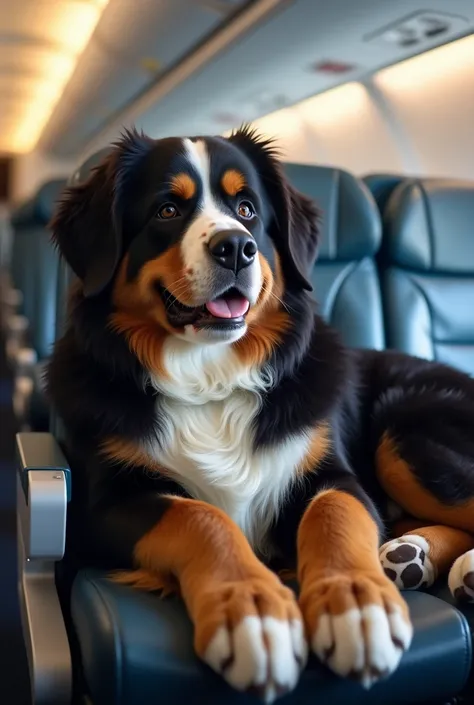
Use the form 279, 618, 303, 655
300, 571, 413, 688
194, 575, 307, 703
449, 549, 474, 603
379, 535, 435, 590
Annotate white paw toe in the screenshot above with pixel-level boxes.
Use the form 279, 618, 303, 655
448, 549, 474, 603
312, 602, 411, 687
204, 615, 306, 702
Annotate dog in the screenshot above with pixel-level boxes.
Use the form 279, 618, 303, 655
47, 126, 474, 702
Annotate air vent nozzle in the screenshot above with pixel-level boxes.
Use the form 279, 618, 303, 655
365, 11, 469, 49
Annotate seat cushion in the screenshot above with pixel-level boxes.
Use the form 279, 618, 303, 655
283, 164, 385, 350
71, 569, 472, 705
430, 582, 474, 636
381, 178, 474, 374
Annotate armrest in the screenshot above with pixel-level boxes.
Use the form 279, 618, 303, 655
16, 432, 72, 704
16, 432, 70, 559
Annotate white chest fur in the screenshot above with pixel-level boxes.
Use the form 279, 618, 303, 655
141, 339, 311, 553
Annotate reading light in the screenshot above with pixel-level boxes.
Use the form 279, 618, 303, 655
1, 0, 110, 154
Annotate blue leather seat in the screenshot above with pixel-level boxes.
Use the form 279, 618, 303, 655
10, 179, 66, 358
72, 571, 470, 705
62, 164, 471, 705
379, 177, 474, 664
285, 164, 385, 350
363, 174, 404, 215
381, 177, 474, 376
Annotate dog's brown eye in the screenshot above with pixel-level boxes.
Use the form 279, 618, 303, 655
238, 201, 255, 219
157, 203, 179, 219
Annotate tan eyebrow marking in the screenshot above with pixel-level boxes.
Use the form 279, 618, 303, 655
169, 173, 196, 200
221, 169, 246, 197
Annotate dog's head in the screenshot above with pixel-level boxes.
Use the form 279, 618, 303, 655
52, 126, 320, 351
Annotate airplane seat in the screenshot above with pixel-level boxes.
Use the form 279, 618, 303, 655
377, 177, 474, 671
362, 173, 405, 215
284, 164, 385, 350
8, 179, 67, 428
380, 177, 474, 376
15, 158, 472, 705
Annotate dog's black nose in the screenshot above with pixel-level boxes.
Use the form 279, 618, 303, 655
208, 230, 257, 273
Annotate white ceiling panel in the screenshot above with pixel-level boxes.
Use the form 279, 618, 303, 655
39, 0, 255, 153
0, 0, 109, 154
1, 0, 473, 157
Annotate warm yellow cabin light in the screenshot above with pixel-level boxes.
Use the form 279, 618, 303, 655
296, 82, 370, 128
374, 33, 474, 93
4, 0, 110, 154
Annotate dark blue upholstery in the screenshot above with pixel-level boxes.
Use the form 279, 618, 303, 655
363, 174, 405, 214
10, 179, 66, 357
381, 178, 474, 375
72, 570, 471, 705
284, 164, 385, 350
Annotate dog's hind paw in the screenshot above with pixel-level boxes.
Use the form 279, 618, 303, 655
379, 535, 435, 590
449, 549, 474, 603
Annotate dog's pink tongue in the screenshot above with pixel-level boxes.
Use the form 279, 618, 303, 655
205, 297, 250, 319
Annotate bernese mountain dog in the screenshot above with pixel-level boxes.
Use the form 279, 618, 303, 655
46, 126, 474, 702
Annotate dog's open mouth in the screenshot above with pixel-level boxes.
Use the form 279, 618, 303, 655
156, 285, 250, 329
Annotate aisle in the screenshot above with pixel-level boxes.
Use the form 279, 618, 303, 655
0, 319, 30, 702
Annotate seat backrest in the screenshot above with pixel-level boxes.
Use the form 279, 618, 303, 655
381, 177, 474, 375
362, 173, 405, 215
284, 164, 385, 350
11, 179, 66, 358
50, 149, 112, 436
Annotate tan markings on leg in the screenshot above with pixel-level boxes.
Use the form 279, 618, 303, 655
298, 490, 382, 583
170, 173, 196, 200
298, 490, 412, 687
380, 525, 474, 590
406, 526, 474, 576
221, 169, 246, 197
112, 568, 179, 596
118, 497, 306, 700
234, 252, 290, 368
377, 433, 474, 533
392, 518, 427, 536
296, 422, 331, 476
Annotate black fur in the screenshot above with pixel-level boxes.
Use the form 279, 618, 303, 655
228, 125, 320, 292
46, 128, 474, 575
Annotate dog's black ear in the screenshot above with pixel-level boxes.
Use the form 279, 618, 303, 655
50, 128, 154, 298
228, 125, 320, 291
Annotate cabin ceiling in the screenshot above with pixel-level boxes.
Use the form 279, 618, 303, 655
1, 0, 473, 157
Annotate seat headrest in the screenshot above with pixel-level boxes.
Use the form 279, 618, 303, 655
363, 173, 405, 213
283, 164, 381, 261
385, 178, 474, 274
11, 179, 67, 227
69, 147, 113, 185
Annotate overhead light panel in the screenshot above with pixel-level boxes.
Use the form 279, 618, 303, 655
374, 33, 474, 93
365, 11, 469, 49
1, 0, 110, 154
